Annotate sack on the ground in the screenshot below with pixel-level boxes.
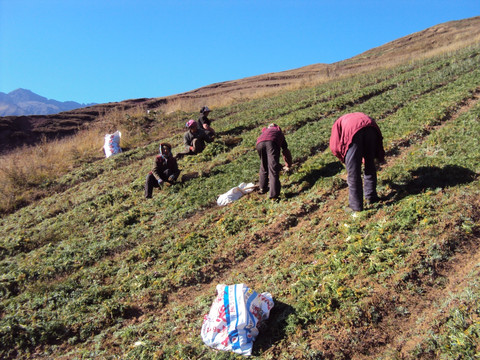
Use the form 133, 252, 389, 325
104, 131, 122, 158
217, 183, 256, 206
201, 283, 274, 356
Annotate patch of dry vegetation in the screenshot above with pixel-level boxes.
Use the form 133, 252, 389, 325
0, 128, 105, 213
0, 17, 480, 359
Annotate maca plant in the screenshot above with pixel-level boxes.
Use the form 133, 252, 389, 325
0, 45, 479, 359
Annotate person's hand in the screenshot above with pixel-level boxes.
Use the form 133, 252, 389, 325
283, 165, 292, 174
158, 179, 163, 187
168, 175, 175, 183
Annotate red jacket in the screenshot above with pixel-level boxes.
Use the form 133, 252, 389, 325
256, 125, 293, 167
329, 112, 385, 163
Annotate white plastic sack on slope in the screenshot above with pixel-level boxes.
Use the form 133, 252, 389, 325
104, 130, 122, 158
217, 182, 256, 206
201, 283, 274, 356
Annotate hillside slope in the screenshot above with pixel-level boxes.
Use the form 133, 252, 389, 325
0, 37, 479, 360
0, 16, 479, 154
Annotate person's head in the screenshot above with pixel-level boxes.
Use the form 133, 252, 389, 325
186, 119, 198, 132
200, 106, 211, 115
268, 123, 282, 132
160, 143, 172, 157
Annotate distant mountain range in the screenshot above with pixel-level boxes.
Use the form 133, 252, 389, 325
1, 16, 479, 155
0, 89, 95, 116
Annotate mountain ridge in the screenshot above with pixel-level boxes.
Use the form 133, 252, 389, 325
1, 15, 480, 359
0, 16, 479, 154
0, 88, 95, 117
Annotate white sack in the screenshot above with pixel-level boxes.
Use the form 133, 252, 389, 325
104, 130, 122, 158
201, 283, 274, 356
217, 182, 256, 206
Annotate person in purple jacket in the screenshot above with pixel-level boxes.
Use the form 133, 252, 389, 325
145, 143, 181, 198
330, 112, 385, 212
256, 124, 293, 200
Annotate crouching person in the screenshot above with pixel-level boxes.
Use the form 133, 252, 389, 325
176, 119, 214, 159
198, 106, 216, 137
145, 143, 181, 199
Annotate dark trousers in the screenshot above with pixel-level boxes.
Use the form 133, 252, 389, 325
191, 138, 206, 153
176, 138, 206, 159
145, 170, 175, 198
257, 141, 282, 199
345, 127, 379, 211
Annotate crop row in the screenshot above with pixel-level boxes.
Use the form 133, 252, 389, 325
0, 46, 479, 358
1, 49, 479, 299
1, 49, 478, 286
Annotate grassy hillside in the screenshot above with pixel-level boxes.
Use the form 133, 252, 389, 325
1, 44, 479, 359
2, 17, 479, 156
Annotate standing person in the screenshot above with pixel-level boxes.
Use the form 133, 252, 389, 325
198, 106, 216, 137
177, 119, 214, 158
145, 143, 181, 199
329, 112, 385, 212
256, 123, 293, 200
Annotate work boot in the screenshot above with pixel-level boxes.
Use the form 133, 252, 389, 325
366, 195, 380, 205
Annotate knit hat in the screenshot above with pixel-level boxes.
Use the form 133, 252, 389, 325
186, 119, 197, 128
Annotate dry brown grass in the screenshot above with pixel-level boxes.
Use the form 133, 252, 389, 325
0, 127, 105, 213
0, 102, 188, 214
160, 71, 335, 114
0, 103, 187, 214
155, 17, 480, 114
1, 16, 479, 215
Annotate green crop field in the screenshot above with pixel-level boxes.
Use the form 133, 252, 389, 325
1, 45, 479, 359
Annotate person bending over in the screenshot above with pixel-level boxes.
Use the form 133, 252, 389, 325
256, 123, 293, 200
329, 112, 385, 212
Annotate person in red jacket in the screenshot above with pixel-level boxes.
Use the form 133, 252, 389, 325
256, 123, 293, 200
145, 143, 181, 198
329, 112, 385, 212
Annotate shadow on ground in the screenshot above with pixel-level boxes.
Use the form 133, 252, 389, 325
253, 300, 296, 355
286, 161, 345, 198
383, 164, 478, 204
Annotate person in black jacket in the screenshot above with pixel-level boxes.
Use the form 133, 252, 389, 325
145, 143, 181, 198
176, 119, 214, 159
198, 106, 215, 137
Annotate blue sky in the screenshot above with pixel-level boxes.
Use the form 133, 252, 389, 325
0, 0, 479, 104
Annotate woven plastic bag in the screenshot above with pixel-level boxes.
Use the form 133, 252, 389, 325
104, 130, 122, 158
201, 284, 274, 356
217, 183, 256, 206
